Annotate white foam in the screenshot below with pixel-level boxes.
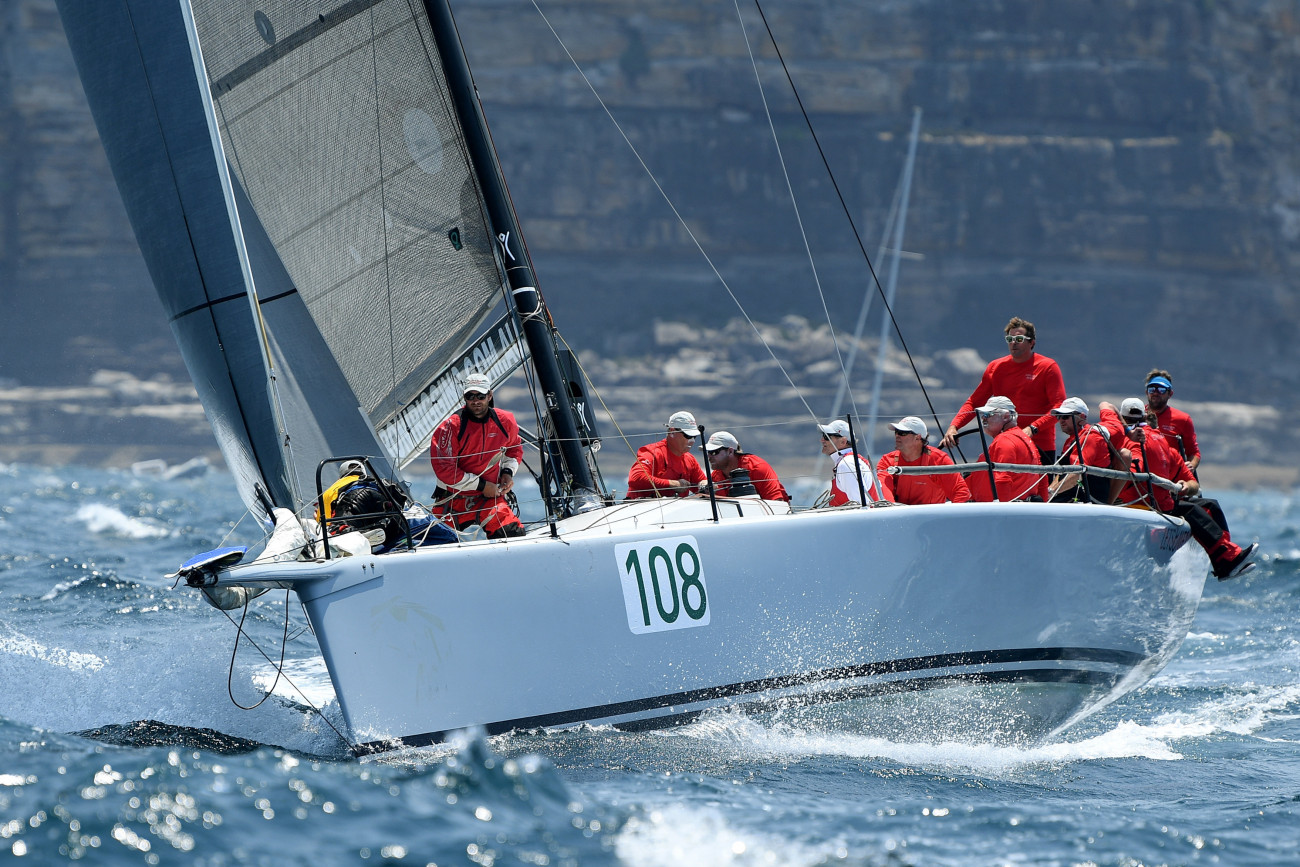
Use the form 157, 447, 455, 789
615, 802, 844, 867
673, 712, 1184, 774
75, 503, 170, 539
0, 627, 106, 672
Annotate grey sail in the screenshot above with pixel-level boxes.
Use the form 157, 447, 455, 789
58, 0, 296, 516
189, 0, 509, 462
59, 0, 520, 512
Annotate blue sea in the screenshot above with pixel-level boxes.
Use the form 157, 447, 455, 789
2, 461, 1299, 866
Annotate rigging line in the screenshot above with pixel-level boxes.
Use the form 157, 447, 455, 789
749, 1, 943, 430
733, 0, 857, 424
369, 6, 402, 448
526, 0, 818, 421
218, 593, 355, 751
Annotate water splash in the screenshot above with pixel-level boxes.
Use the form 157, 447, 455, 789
74, 504, 169, 539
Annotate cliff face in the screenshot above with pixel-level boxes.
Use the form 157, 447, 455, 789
1, 0, 1297, 467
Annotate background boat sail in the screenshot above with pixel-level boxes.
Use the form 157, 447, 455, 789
59, 0, 1205, 754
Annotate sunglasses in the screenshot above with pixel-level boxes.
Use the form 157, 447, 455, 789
463, 392, 489, 401
893, 429, 916, 436
1146, 385, 1170, 394
1125, 421, 1148, 431
1005, 335, 1032, 344
669, 430, 695, 440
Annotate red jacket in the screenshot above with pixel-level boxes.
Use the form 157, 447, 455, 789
967, 426, 1049, 502
1059, 407, 1124, 469
877, 445, 971, 504
430, 407, 523, 493
951, 353, 1066, 453
1149, 405, 1199, 463
710, 453, 790, 501
1120, 428, 1193, 512
627, 439, 706, 499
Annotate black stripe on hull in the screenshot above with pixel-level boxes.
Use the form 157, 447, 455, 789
353, 646, 1142, 755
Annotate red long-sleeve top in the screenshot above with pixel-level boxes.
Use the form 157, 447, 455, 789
430, 408, 523, 493
967, 426, 1050, 502
626, 439, 706, 499
877, 445, 971, 505
710, 453, 790, 501
1120, 429, 1194, 512
1149, 405, 1199, 463
950, 353, 1067, 453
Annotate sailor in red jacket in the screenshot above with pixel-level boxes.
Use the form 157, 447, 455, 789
940, 316, 1067, 464
704, 430, 790, 501
1116, 399, 1255, 580
1144, 370, 1200, 472
964, 396, 1050, 503
429, 372, 525, 538
1047, 397, 1129, 504
876, 416, 970, 505
626, 411, 706, 499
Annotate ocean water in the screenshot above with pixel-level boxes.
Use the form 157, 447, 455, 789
2, 462, 1299, 866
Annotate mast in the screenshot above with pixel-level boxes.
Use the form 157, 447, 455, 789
422, 0, 601, 514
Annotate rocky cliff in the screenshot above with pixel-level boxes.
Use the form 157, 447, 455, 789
1, 0, 1297, 478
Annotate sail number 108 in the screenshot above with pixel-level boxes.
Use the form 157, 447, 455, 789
614, 537, 710, 634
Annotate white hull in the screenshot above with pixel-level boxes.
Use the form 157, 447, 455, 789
212, 501, 1202, 752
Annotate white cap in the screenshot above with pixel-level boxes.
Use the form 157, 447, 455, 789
340, 459, 366, 478
1051, 397, 1089, 417
818, 419, 851, 439
666, 410, 701, 437
888, 416, 928, 437
976, 395, 1016, 414
1119, 397, 1147, 420
463, 372, 491, 395
705, 431, 739, 452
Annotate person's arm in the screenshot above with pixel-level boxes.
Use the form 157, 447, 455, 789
431, 420, 481, 493
875, 456, 898, 503
1181, 414, 1201, 470
942, 364, 995, 448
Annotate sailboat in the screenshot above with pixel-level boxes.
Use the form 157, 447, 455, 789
59, 0, 1204, 754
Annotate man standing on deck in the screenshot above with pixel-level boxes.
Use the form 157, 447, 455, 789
964, 396, 1049, 503
818, 419, 880, 505
703, 431, 790, 501
876, 416, 970, 505
1144, 370, 1200, 472
626, 411, 707, 499
939, 317, 1066, 465
430, 372, 525, 538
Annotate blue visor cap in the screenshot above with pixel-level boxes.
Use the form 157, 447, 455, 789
1147, 376, 1172, 389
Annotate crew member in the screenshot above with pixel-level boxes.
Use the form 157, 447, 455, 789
876, 416, 970, 505
818, 419, 880, 505
1047, 397, 1129, 504
1144, 370, 1200, 472
430, 372, 525, 538
1116, 399, 1256, 580
626, 411, 707, 498
704, 431, 790, 501
964, 396, 1049, 503
940, 316, 1067, 464
318, 459, 419, 550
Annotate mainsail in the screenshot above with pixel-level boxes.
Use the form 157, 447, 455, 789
59, 0, 521, 515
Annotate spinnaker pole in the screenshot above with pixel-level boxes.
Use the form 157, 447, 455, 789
423, 0, 601, 513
